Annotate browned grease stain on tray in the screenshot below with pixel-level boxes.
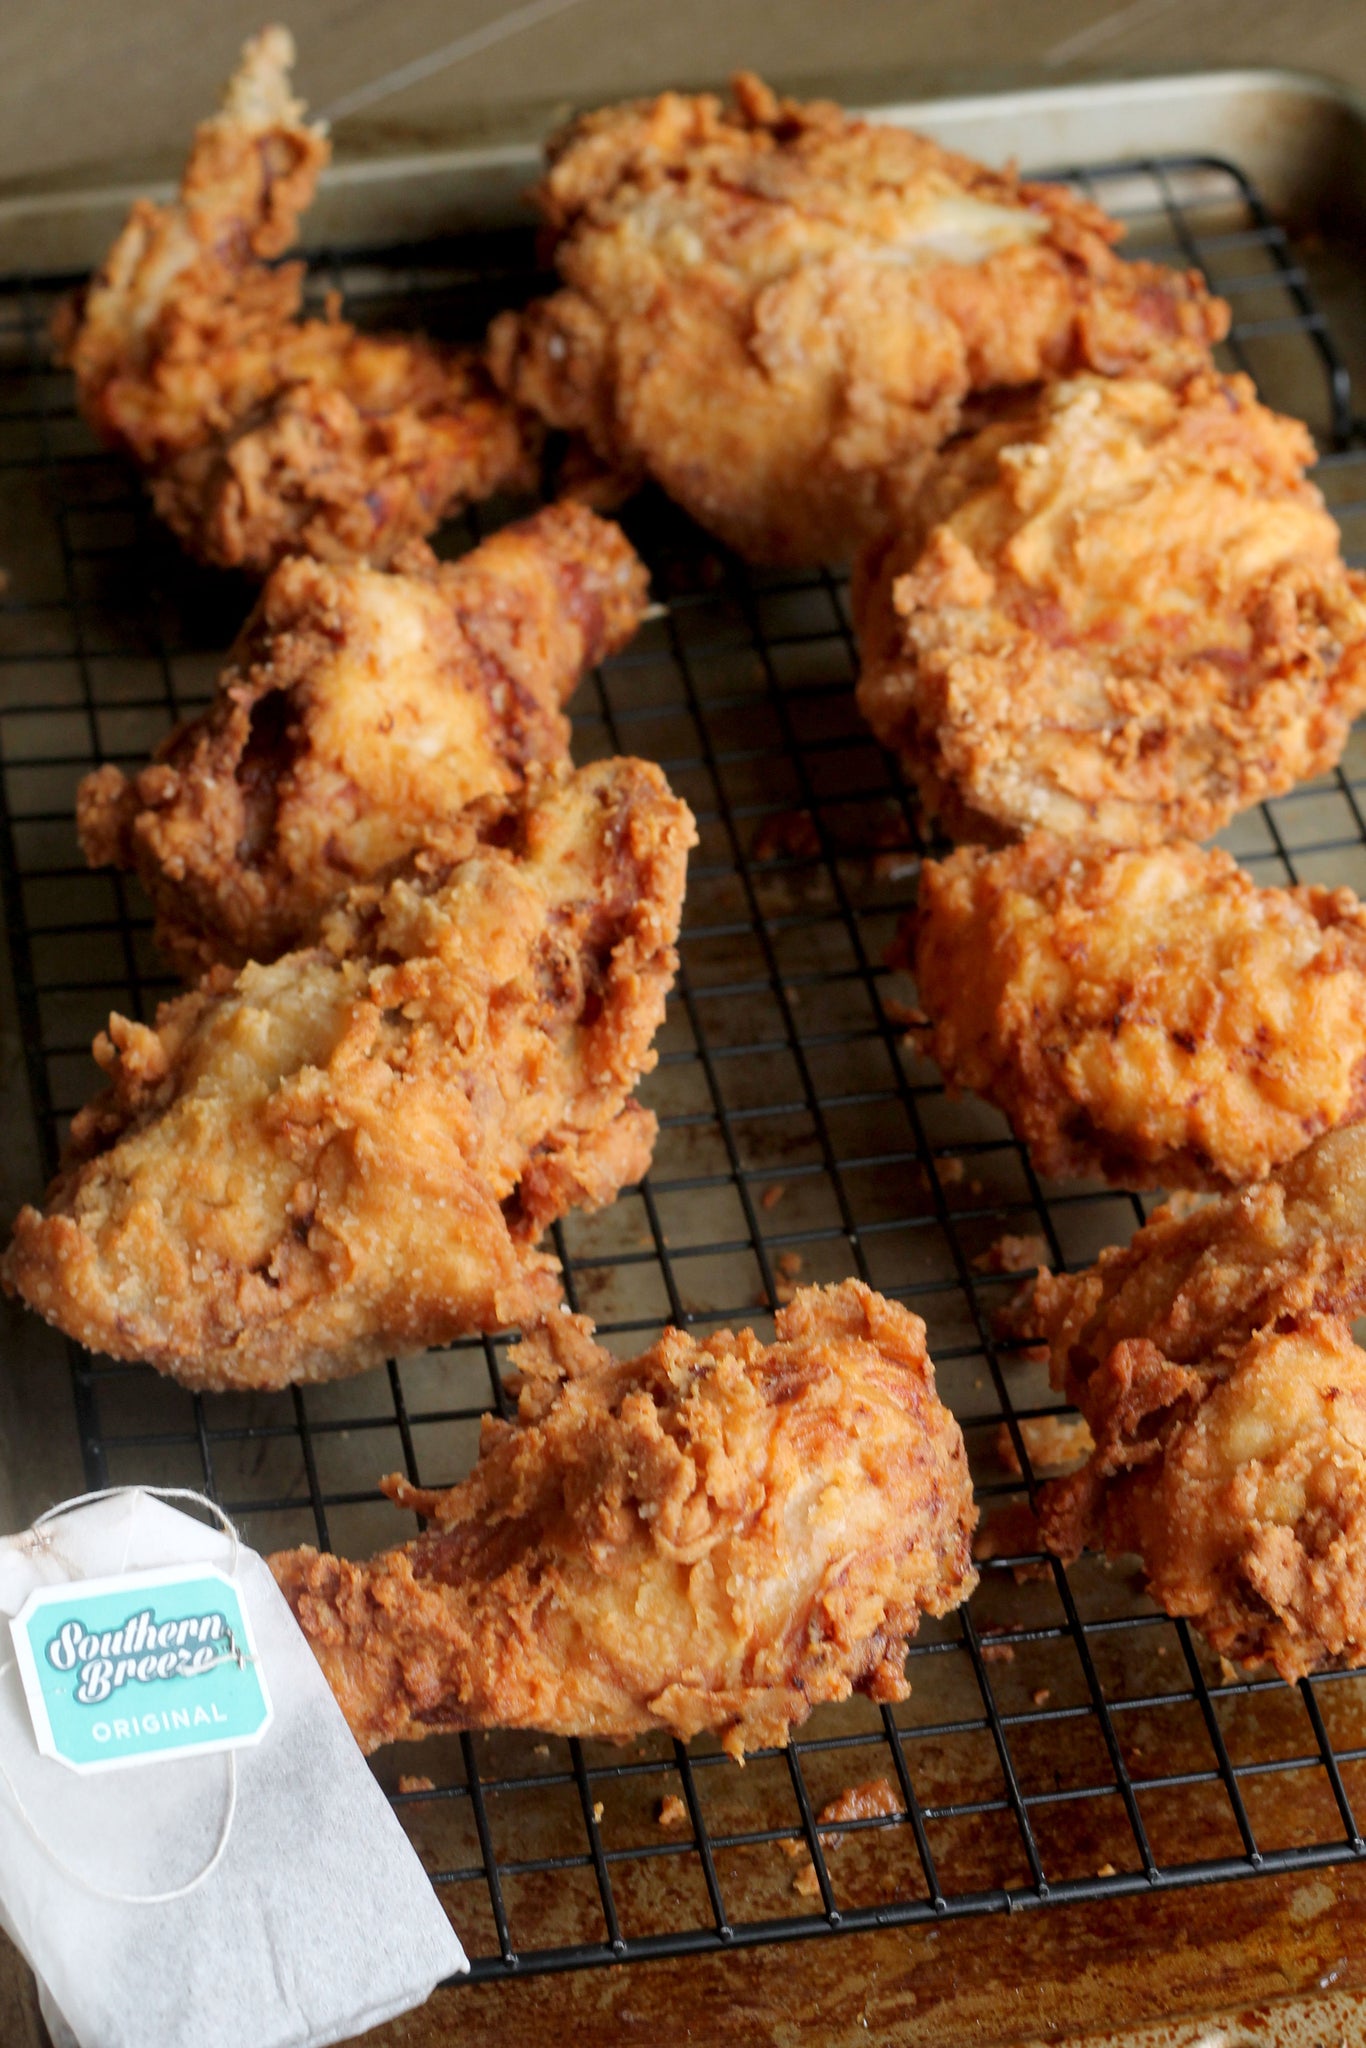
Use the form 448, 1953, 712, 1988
362, 1862, 1366, 2048
361, 1641, 1366, 2047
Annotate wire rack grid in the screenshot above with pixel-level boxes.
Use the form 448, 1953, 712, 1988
3, 151, 1366, 1984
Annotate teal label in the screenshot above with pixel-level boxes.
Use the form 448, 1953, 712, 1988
10, 1564, 272, 1774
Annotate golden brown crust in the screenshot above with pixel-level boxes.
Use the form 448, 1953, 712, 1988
54, 28, 534, 572
913, 834, 1366, 1190
269, 1281, 978, 1755
147, 350, 531, 573
1028, 1124, 1366, 1391
1026, 1129, 1366, 1674
855, 372, 1366, 846
3, 759, 696, 1390
77, 502, 650, 974
488, 75, 1226, 566
1036, 1311, 1366, 1682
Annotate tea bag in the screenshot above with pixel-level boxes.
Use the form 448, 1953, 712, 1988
0, 1488, 466, 2048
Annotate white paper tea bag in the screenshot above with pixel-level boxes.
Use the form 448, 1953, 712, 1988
0, 1488, 466, 2048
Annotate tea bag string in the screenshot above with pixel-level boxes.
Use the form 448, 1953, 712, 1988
31, 1485, 242, 1577
0, 1486, 243, 1904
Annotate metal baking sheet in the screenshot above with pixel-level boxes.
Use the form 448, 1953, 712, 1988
2, 69, 1366, 2048
2, 66, 1366, 271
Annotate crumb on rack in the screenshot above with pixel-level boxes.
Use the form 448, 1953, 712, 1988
995, 1413, 1093, 1478
592, 1801, 604, 1823
773, 1249, 804, 1304
939, 1158, 965, 1185
882, 997, 929, 1029
397, 1774, 436, 1794
761, 1183, 786, 1210
657, 1794, 688, 1829
753, 810, 821, 863
972, 1233, 1050, 1277
973, 1501, 1052, 1582
785, 1779, 901, 1895
1031, 1688, 1051, 1708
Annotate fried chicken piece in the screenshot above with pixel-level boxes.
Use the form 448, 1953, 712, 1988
2, 760, 695, 1390
912, 834, 1366, 1190
53, 28, 532, 573
1028, 1123, 1366, 1379
269, 1282, 978, 1755
77, 502, 649, 975
855, 371, 1366, 845
486, 73, 1226, 567
1043, 1315, 1366, 1680
1029, 1134, 1366, 1675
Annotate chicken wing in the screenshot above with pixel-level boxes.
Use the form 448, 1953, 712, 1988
487, 74, 1227, 567
912, 834, 1366, 1190
77, 502, 649, 975
1029, 1130, 1366, 1677
855, 371, 1366, 845
2, 759, 695, 1391
54, 27, 533, 573
269, 1281, 978, 1755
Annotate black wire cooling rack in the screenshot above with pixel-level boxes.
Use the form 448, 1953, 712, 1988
4, 150, 1366, 1984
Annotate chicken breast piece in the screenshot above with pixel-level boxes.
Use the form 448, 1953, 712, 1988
487, 73, 1226, 566
1034, 1193, 1366, 1684
77, 502, 649, 975
855, 371, 1366, 845
2, 760, 695, 1391
912, 834, 1366, 1190
270, 1282, 979, 1755
54, 27, 533, 572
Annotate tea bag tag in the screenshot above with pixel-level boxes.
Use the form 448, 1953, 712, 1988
11, 1563, 271, 1774
0, 1488, 466, 2048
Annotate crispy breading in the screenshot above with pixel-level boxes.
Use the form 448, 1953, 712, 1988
269, 1282, 978, 1755
1040, 1316, 1366, 1680
1027, 1124, 1366, 1382
855, 372, 1366, 845
487, 74, 1226, 566
912, 834, 1366, 1190
77, 502, 649, 974
2, 760, 695, 1391
53, 28, 533, 572
1029, 1136, 1366, 1676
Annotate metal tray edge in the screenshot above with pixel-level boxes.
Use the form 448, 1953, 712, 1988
0, 66, 1363, 274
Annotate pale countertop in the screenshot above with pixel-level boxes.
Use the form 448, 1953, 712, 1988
6, 2, 1366, 2042
2, 0, 1366, 199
